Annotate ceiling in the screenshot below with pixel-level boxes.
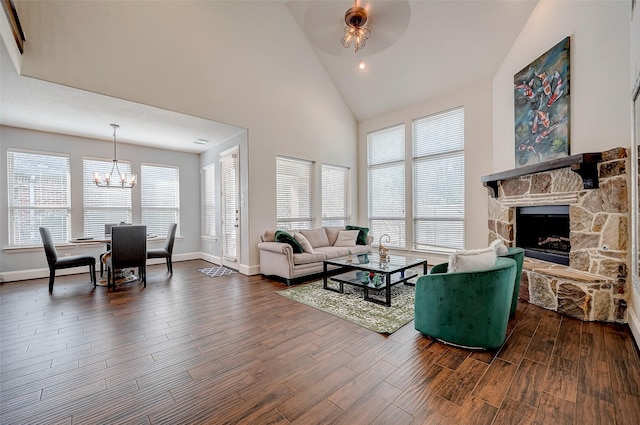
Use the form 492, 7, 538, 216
0, 1, 537, 153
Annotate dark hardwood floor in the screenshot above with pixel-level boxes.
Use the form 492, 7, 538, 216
1, 259, 639, 424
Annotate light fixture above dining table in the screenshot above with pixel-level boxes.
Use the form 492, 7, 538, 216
93, 124, 137, 188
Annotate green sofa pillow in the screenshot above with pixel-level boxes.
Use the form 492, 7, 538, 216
275, 230, 304, 254
346, 225, 369, 245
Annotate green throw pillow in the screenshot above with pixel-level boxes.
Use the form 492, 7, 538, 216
275, 230, 304, 253
346, 225, 369, 245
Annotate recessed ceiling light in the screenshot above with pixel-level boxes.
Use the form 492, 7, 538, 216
194, 139, 209, 145
358, 61, 367, 71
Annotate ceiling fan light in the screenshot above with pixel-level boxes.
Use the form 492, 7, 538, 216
341, 3, 370, 52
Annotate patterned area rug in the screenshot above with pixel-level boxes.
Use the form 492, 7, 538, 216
198, 266, 237, 278
277, 280, 415, 334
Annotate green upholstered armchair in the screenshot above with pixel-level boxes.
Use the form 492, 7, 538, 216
414, 257, 517, 350
498, 247, 525, 316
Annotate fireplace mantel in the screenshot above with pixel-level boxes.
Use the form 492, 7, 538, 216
481, 152, 603, 197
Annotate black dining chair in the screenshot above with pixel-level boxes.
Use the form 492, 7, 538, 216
147, 223, 177, 275
107, 225, 147, 288
39, 227, 96, 293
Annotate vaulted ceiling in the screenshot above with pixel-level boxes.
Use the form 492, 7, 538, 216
0, 1, 537, 152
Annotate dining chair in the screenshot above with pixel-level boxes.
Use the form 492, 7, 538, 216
147, 223, 177, 275
100, 223, 119, 277
39, 227, 96, 293
106, 225, 147, 288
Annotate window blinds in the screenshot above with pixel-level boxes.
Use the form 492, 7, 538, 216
413, 107, 465, 250
83, 158, 132, 237
276, 156, 313, 230
7, 149, 70, 246
141, 163, 180, 237
321, 164, 349, 227
367, 124, 406, 248
202, 164, 216, 238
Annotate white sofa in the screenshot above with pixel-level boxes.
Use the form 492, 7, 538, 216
258, 226, 373, 285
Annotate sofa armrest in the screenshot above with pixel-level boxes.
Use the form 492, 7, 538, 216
258, 241, 293, 258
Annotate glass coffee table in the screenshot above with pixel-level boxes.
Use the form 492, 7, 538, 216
323, 253, 428, 307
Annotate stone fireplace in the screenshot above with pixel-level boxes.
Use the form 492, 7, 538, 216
483, 148, 629, 323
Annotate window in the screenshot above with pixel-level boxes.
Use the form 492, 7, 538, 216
413, 107, 465, 250
202, 164, 216, 238
7, 149, 70, 246
322, 164, 350, 227
141, 163, 180, 237
276, 156, 313, 230
367, 124, 406, 248
83, 157, 132, 236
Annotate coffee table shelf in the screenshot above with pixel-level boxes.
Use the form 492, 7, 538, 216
322, 254, 428, 307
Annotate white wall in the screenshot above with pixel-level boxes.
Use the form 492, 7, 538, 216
492, 0, 630, 171
0, 125, 201, 277
629, 1, 640, 350
358, 81, 493, 255
14, 1, 358, 272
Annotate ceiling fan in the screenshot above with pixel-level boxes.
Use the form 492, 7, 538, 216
291, 0, 411, 57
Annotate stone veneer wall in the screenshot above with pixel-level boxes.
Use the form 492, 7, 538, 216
488, 148, 629, 323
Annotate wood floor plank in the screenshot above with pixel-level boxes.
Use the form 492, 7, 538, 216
575, 390, 616, 425
1, 260, 639, 425
492, 396, 537, 425
506, 358, 548, 406
533, 391, 575, 425
472, 358, 519, 407
543, 355, 578, 402
437, 357, 489, 405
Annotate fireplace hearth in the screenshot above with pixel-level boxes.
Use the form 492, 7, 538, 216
516, 205, 570, 265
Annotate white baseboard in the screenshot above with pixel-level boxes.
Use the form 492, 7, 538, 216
0, 252, 260, 282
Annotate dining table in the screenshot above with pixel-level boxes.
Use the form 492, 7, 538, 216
69, 233, 157, 286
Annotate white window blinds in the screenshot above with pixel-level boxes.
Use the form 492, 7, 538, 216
322, 164, 349, 227
367, 124, 406, 248
276, 156, 313, 230
7, 149, 70, 246
83, 158, 132, 236
202, 164, 216, 238
141, 163, 180, 237
413, 107, 465, 250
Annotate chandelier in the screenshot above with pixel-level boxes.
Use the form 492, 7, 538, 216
340, 2, 370, 52
93, 124, 137, 188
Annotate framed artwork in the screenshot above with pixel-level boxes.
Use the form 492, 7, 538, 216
514, 37, 570, 167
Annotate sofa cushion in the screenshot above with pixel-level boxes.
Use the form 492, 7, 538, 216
324, 226, 345, 246
294, 232, 314, 253
292, 252, 327, 265
299, 228, 330, 248
334, 230, 359, 247
448, 246, 497, 273
262, 230, 277, 242
275, 230, 304, 254
346, 225, 369, 245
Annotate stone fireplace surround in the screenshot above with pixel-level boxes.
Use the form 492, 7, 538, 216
483, 148, 629, 323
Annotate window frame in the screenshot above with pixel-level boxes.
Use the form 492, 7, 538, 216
140, 162, 180, 237
82, 156, 133, 237
367, 123, 406, 249
202, 163, 217, 239
321, 163, 350, 227
412, 106, 465, 252
7, 148, 71, 247
276, 156, 314, 231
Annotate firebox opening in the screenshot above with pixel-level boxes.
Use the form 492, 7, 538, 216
516, 205, 570, 265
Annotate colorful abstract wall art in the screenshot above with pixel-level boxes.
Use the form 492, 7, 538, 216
514, 37, 570, 167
